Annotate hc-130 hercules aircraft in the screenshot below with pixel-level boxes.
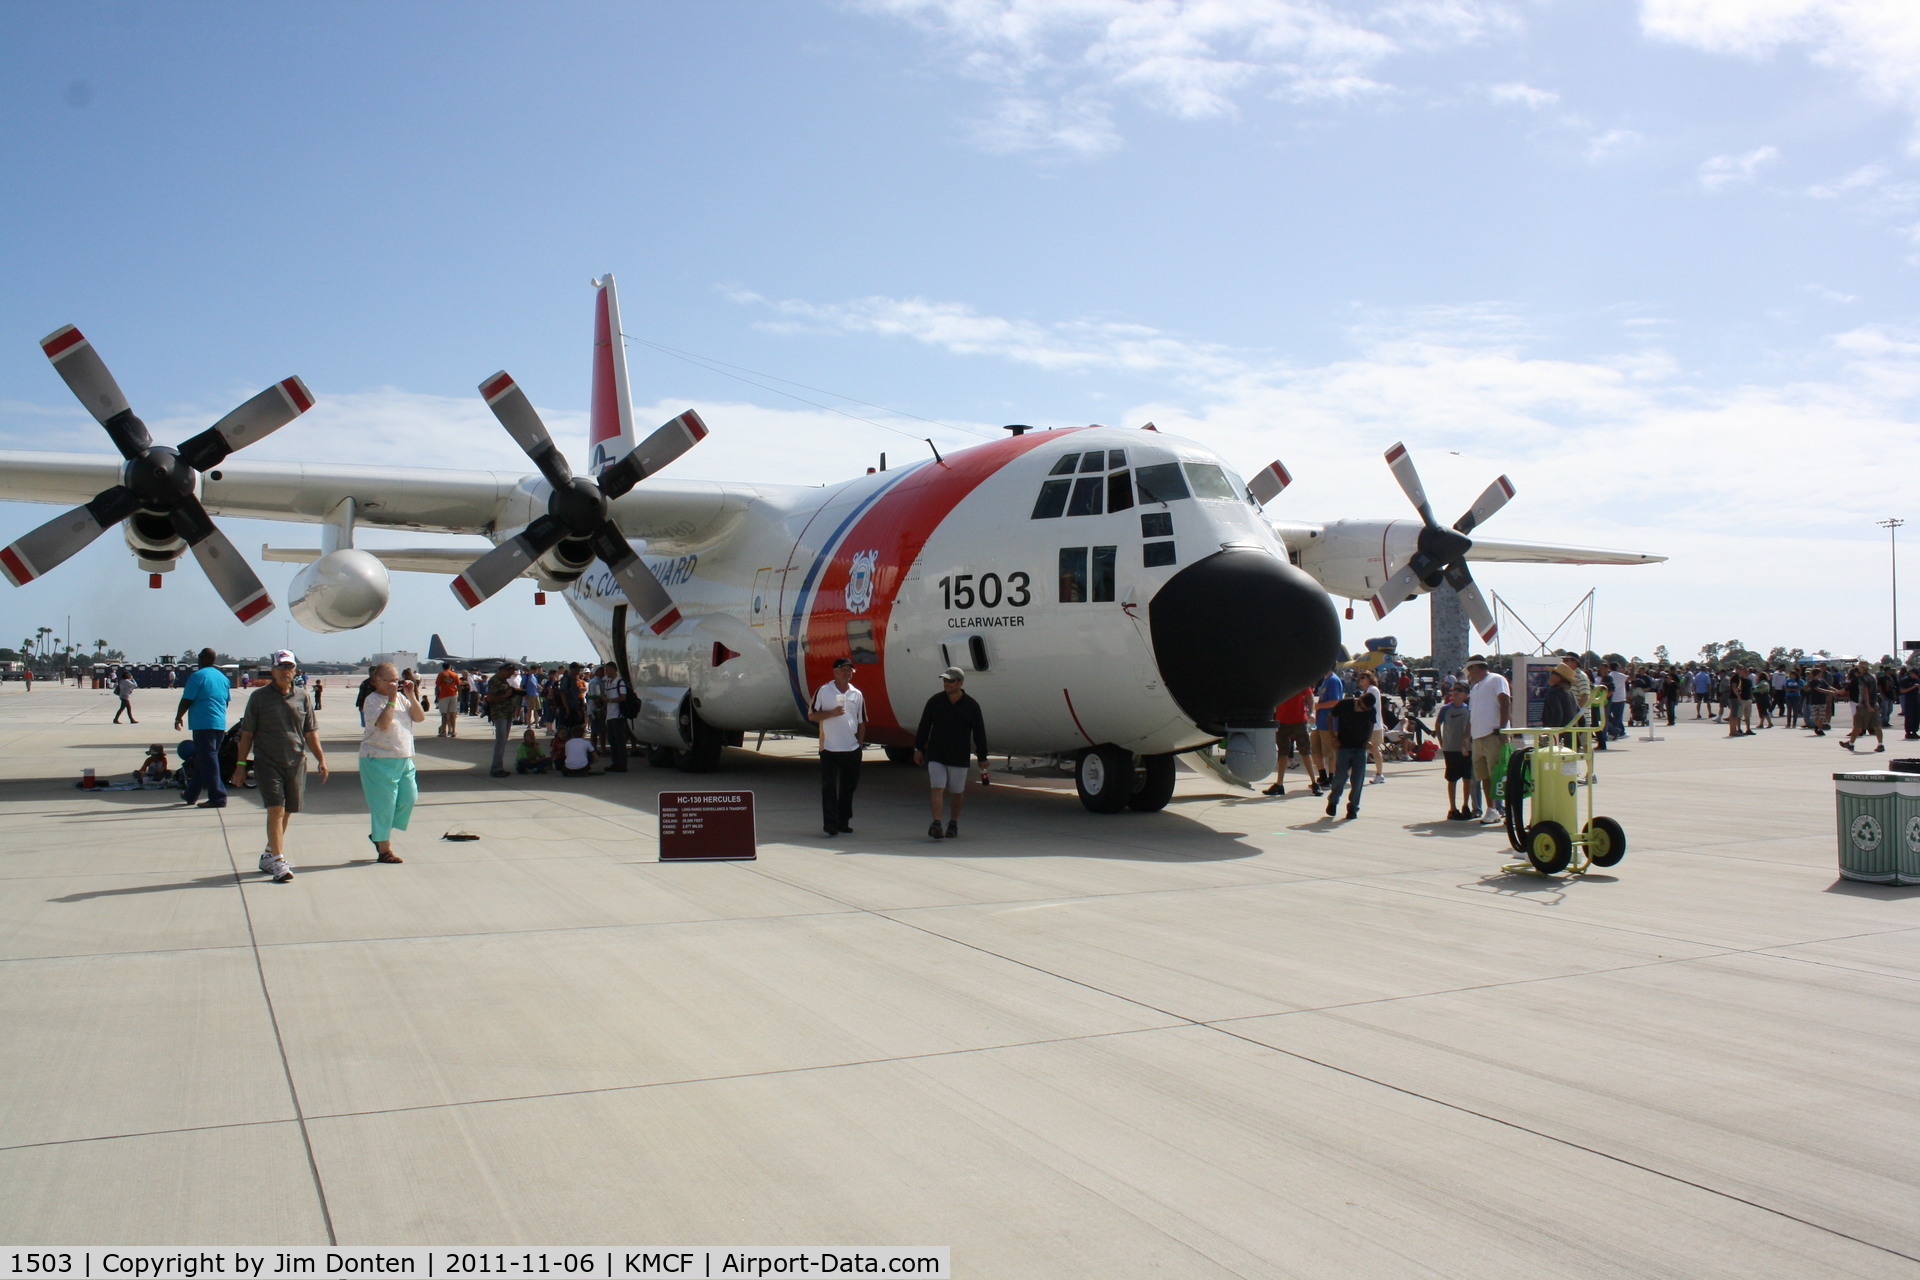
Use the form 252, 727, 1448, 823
0, 276, 1659, 811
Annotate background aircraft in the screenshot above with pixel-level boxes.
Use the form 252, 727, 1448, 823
425, 634, 513, 673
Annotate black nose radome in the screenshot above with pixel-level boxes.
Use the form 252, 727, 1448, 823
1150, 548, 1342, 734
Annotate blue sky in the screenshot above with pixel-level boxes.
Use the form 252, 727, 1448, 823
2, 0, 1916, 665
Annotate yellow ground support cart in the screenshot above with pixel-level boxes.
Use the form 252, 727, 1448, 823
1497, 721, 1627, 875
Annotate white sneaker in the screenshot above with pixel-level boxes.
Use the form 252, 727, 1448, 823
1479, 811, 1503, 826
259, 851, 276, 874
269, 857, 293, 883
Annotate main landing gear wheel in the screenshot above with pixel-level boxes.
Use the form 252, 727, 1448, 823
1076, 744, 1133, 814
646, 744, 677, 768
1126, 753, 1177, 812
1524, 820, 1574, 875
676, 702, 724, 773
885, 745, 916, 766
1585, 816, 1627, 867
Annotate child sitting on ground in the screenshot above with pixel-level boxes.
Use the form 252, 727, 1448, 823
514, 727, 553, 774
559, 727, 597, 777
133, 744, 171, 788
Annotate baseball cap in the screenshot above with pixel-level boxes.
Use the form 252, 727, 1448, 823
940, 667, 965, 682
832, 657, 855, 669
1465, 655, 1488, 668
271, 649, 297, 668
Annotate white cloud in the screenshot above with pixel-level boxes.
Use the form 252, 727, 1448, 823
1642, 0, 1920, 153
859, 0, 1516, 154
1584, 127, 1644, 162
1487, 80, 1558, 109
1698, 142, 1779, 189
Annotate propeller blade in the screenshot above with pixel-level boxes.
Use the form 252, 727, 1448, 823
186, 524, 275, 624
1443, 567, 1499, 645
590, 522, 680, 634
479, 372, 573, 491
0, 486, 139, 586
598, 410, 709, 500
42, 325, 149, 459
1454, 474, 1515, 536
178, 377, 316, 471
449, 514, 568, 609
1367, 561, 1426, 621
1383, 442, 1439, 528
1247, 459, 1292, 508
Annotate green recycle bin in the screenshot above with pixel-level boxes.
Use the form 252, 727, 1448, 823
1834, 771, 1920, 885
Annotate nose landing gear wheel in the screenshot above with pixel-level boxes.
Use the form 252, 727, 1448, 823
1524, 820, 1573, 875
1585, 816, 1627, 867
1076, 744, 1134, 813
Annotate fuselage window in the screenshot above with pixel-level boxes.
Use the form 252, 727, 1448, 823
1066, 475, 1104, 517
1078, 451, 1106, 473
1091, 546, 1116, 602
1049, 454, 1081, 476
1135, 462, 1190, 505
1140, 511, 1172, 538
968, 634, 990, 672
1059, 547, 1089, 602
1144, 541, 1177, 568
1106, 471, 1134, 513
1183, 462, 1239, 501
846, 619, 878, 664
1031, 478, 1071, 519
1107, 449, 1128, 470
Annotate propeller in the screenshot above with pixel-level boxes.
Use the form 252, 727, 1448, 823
1247, 459, 1292, 508
450, 371, 706, 634
0, 325, 313, 625
1368, 442, 1514, 644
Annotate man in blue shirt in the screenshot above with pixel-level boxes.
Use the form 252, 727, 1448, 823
1311, 668, 1344, 791
173, 648, 232, 808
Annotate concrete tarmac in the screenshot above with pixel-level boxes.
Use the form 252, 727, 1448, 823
2, 683, 1917, 1276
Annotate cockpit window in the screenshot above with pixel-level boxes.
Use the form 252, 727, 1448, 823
1031, 478, 1071, 519
1078, 452, 1106, 473
1066, 475, 1104, 516
1135, 462, 1190, 505
1106, 449, 1127, 469
1183, 462, 1239, 501
1048, 454, 1081, 476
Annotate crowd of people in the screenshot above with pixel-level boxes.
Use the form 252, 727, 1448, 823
1261, 650, 1920, 827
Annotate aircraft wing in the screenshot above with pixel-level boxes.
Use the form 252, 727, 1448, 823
260, 546, 478, 574
1463, 537, 1666, 567
0, 450, 759, 550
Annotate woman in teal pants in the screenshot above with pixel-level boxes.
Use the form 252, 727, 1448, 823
361, 663, 426, 862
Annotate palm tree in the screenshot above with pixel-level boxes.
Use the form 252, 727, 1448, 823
93, 639, 107, 655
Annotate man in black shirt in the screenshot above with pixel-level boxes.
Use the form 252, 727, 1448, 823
1840, 661, 1885, 752
914, 668, 988, 840
1324, 688, 1375, 821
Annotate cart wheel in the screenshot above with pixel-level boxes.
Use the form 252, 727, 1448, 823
1525, 820, 1573, 875
1585, 816, 1626, 867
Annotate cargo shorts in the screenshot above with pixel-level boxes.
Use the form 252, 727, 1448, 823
254, 757, 307, 813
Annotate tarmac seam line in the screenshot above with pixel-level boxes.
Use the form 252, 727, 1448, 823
1199, 1020, 1920, 1267
215, 809, 340, 1246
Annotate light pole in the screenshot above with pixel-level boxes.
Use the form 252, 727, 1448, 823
1879, 519, 1904, 663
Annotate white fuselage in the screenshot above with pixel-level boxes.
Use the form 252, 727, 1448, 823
552, 426, 1305, 757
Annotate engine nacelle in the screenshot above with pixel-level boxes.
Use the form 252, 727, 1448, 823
533, 536, 596, 589
289, 549, 391, 633
124, 510, 187, 573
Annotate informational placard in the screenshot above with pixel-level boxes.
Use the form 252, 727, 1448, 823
658, 790, 756, 861
1511, 654, 1556, 728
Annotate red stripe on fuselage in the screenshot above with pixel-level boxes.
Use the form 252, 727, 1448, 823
800, 429, 1080, 744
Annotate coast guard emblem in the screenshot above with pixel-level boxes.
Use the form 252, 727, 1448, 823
845, 549, 879, 615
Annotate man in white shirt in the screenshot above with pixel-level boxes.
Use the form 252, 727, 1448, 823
1465, 656, 1512, 826
810, 657, 866, 837
1604, 662, 1629, 740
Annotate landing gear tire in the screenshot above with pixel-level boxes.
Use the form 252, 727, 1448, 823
1126, 753, 1177, 812
1524, 820, 1573, 875
1585, 816, 1627, 867
646, 744, 677, 768
885, 746, 916, 766
677, 703, 724, 773
1076, 744, 1133, 814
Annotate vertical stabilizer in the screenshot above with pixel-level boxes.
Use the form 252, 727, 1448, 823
588, 274, 638, 476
